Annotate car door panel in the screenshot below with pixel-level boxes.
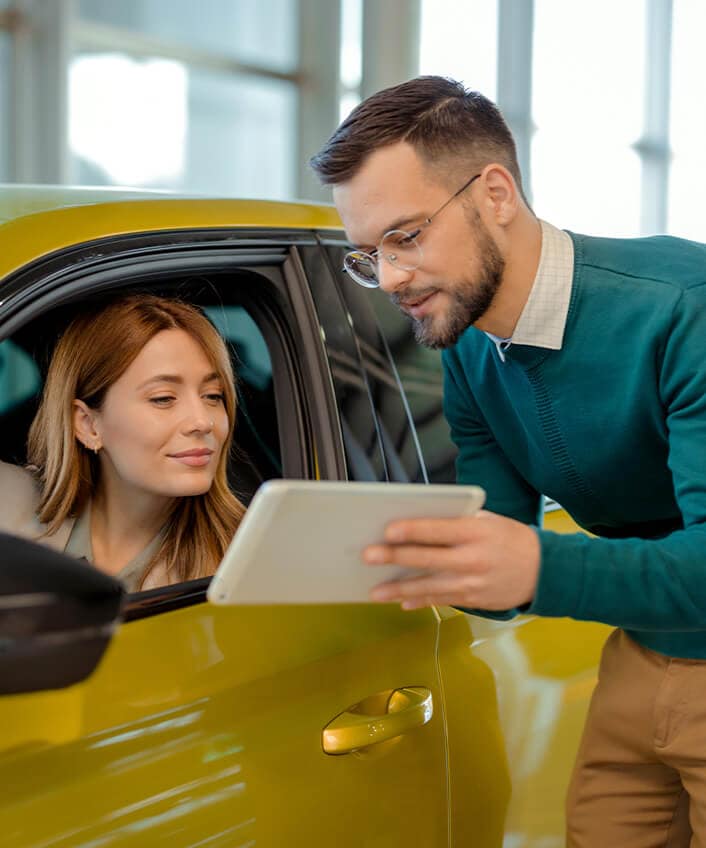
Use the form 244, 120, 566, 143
0, 602, 449, 846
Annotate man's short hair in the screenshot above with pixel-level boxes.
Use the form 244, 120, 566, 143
310, 75, 524, 196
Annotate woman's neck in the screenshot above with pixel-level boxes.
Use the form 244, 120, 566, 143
89, 478, 172, 574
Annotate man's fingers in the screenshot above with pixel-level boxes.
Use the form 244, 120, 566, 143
383, 515, 485, 546
369, 572, 480, 603
363, 542, 482, 572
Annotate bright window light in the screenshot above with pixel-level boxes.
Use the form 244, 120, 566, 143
531, 0, 645, 236
339, 0, 363, 121
668, 0, 706, 242
419, 0, 498, 100
69, 54, 187, 187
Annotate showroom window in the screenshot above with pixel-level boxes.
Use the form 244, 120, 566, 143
69, 0, 298, 198
668, 0, 706, 242
531, 0, 646, 236
339, 0, 362, 120
418, 0, 498, 100
416, 0, 701, 243
0, 5, 11, 181
0, 0, 703, 241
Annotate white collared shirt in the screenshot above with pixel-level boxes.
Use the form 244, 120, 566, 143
486, 220, 574, 362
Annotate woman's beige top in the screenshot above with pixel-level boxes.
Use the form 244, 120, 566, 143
0, 461, 170, 591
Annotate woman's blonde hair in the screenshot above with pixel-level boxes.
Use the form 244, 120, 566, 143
27, 294, 246, 587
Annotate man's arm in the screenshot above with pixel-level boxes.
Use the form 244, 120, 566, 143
366, 285, 706, 632
529, 283, 706, 629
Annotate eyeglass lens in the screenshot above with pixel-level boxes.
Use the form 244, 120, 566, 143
344, 229, 423, 288
379, 230, 423, 271
344, 251, 379, 287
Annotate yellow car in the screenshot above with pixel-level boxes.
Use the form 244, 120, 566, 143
0, 186, 610, 847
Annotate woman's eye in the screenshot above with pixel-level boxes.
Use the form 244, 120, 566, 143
205, 392, 225, 404
149, 396, 175, 406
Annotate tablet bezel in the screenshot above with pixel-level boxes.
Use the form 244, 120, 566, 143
207, 480, 486, 605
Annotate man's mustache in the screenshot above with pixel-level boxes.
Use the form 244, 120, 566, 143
390, 285, 441, 310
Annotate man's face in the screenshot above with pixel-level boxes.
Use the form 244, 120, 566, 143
333, 142, 505, 349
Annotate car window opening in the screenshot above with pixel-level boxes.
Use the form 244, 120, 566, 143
0, 273, 286, 606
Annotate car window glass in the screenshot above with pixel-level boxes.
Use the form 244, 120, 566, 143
366, 288, 457, 484
0, 340, 41, 414
0, 340, 42, 464
205, 305, 272, 391
325, 245, 433, 483
204, 304, 281, 489
298, 245, 387, 481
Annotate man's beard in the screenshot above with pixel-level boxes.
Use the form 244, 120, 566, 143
393, 215, 505, 350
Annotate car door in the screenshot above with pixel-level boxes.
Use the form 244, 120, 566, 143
0, 228, 452, 847
302, 239, 513, 846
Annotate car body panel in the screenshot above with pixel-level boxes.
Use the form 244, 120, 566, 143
1, 603, 453, 846
0, 185, 342, 281
0, 186, 606, 846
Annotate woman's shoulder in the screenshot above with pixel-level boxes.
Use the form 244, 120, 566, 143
0, 461, 71, 548
0, 461, 41, 514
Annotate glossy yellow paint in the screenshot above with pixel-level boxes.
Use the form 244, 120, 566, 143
0, 186, 606, 845
0, 185, 343, 280
0, 603, 452, 846
437, 506, 610, 845
321, 686, 433, 754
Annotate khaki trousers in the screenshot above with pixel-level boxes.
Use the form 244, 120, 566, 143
567, 629, 706, 847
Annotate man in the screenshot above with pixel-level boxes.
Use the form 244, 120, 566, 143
310, 76, 706, 846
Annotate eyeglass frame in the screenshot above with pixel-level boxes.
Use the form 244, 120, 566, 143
342, 172, 482, 288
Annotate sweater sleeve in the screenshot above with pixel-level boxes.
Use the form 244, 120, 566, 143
443, 349, 542, 621
530, 284, 706, 630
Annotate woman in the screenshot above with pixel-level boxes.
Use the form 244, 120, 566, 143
0, 294, 245, 590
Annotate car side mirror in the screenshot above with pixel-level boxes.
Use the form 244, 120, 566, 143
0, 532, 123, 695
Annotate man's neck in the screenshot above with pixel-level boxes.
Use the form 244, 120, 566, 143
474, 213, 543, 338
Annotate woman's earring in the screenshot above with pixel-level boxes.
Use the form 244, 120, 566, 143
93, 443, 100, 455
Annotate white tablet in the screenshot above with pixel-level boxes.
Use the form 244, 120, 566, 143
207, 479, 485, 605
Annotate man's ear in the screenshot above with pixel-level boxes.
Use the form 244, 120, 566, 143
480, 164, 520, 226
73, 399, 101, 452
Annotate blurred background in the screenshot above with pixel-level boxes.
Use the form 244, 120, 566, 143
0, 0, 703, 239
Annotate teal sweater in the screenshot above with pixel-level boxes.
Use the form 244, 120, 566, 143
443, 232, 706, 658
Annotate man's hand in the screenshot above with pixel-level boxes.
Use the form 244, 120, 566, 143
364, 510, 541, 611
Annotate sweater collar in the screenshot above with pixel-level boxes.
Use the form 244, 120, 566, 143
485, 220, 574, 361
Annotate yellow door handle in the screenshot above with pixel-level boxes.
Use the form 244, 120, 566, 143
322, 686, 433, 755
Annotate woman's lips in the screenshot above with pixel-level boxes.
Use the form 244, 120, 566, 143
168, 448, 214, 467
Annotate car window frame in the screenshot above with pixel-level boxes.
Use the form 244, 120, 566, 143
0, 228, 348, 622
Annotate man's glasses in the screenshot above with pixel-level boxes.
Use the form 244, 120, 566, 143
342, 173, 481, 288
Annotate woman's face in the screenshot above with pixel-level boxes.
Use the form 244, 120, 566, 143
81, 329, 230, 501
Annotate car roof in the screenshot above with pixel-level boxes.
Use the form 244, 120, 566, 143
0, 184, 344, 281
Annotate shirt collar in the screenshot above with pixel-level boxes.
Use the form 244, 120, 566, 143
485, 220, 574, 361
